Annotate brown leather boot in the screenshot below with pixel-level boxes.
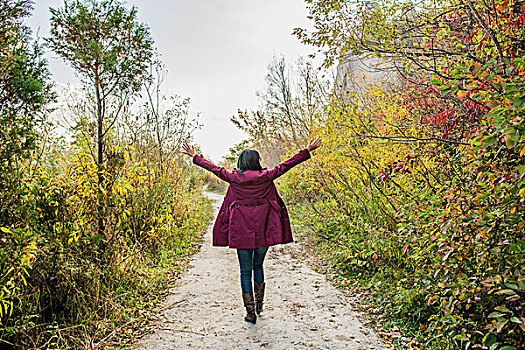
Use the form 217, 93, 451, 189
242, 293, 257, 324
254, 282, 265, 315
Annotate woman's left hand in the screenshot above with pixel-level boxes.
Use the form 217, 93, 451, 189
182, 143, 197, 157
307, 138, 322, 152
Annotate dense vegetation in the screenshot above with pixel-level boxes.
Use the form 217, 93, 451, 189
0, 1, 210, 348
2, 0, 524, 348
233, 0, 524, 348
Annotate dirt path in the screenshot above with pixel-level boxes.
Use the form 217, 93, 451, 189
135, 192, 386, 350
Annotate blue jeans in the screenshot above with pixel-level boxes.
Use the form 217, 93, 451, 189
236, 247, 269, 294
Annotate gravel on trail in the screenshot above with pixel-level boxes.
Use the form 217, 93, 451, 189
135, 192, 386, 350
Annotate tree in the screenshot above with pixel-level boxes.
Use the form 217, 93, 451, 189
47, 0, 154, 243
232, 56, 329, 165
0, 0, 54, 224
290, 0, 525, 347
137, 58, 201, 172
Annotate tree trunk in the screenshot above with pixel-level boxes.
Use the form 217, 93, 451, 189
95, 76, 105, 251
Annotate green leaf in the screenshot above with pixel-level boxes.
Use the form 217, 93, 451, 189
510, 317, 521, 323
489, 343, 501, 350
439, 85, 451, 93
482, 332, 497, 346
503, 84, 517, 93
0, 227, 12, 234
494, 305, 512, 313
496, 319, 509, 332
496, 289, 517, 296
508, 128, 520, 141
515, 57, 525, 68
513, 95, 525, 107
504, 283, 519, 290
483, 136, 498, 147
499, 347, 515, 350
488, 312, 505, 318
506, 136, 517, 149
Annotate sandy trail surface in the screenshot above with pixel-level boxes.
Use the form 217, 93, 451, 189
135, 192, 385, 350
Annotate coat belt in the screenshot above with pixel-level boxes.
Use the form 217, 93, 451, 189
229, 198, 282, 215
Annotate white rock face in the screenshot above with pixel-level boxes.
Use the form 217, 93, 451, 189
335, 55, 401, 98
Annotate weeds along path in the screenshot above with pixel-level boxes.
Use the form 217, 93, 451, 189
135, 192, 385, 350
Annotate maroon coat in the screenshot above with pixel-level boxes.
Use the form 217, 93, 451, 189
193, 149, 311, 249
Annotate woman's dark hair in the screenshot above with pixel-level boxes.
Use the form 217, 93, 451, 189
237, 149, 262, 174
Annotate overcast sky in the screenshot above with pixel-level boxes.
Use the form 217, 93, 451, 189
27, 0, 315, 162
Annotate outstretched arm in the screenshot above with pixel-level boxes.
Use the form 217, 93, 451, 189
267, 139, 322, 180
182, 143, 234, 183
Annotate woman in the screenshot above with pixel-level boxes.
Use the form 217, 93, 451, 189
182, 139, 322, 324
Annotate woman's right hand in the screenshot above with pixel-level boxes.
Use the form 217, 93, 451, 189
307, 138, 322, 152
182, 143, 197, 157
